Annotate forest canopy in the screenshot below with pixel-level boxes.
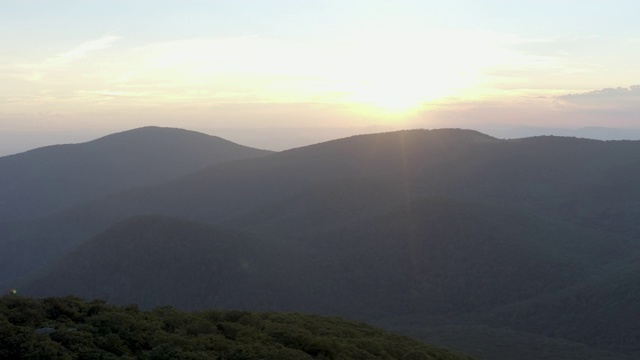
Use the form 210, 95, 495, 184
0, 295, 473, 360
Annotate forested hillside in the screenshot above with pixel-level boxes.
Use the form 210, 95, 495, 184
0, 295, 472, 360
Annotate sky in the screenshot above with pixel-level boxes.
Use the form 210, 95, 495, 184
1, 0, 640, 154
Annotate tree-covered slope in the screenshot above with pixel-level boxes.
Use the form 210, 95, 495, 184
385, 324, 632, 360
21, 216, 298, 311
0, 296, 473, 360
483, 258, 640, 355
242, 196, 632, 318
23, 193, 633, 319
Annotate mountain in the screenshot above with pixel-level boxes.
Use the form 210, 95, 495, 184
8, 129, 639, 274
479, 125, 640, 141
42, 129, 640, 234
5, 128, 640, 359
0, 129, 500, 283
0, 126, 271, 222
51, 129, 506, 223
7, 128, 640, 291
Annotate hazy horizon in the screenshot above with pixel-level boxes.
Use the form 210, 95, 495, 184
4, 124, 640, 157
2, 1, 639, 154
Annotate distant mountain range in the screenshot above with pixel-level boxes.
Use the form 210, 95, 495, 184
2, 127, 640, 360
478, 125, 640, 141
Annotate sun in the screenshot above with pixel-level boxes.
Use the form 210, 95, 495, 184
355, 88, 423, 113
345, 79, 455, 118
318, 30, 510, 119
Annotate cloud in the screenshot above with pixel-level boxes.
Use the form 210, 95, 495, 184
557, 85, 640, 109
559, 85, 640, 100
47, 35, 121, 65
411, 85, 640, 130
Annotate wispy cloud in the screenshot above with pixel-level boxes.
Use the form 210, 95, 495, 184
416, 85, 640, 130
47, 35, 121, 66
0, 34, 122, 88
558, 85, 640, 108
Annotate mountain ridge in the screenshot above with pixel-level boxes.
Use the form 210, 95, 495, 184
0, 126, 272, 221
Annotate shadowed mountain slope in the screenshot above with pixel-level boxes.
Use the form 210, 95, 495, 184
0, 126, 271, 221
387, 324, 632, 360
23, 194, 634, 318
483, 258, 640, 355
22, 216, 297, 311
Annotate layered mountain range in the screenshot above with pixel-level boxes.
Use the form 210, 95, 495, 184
2, 127, 639, 360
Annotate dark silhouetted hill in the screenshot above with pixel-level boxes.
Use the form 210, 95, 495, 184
42, 130, 640, 235
0, 126, 271, 221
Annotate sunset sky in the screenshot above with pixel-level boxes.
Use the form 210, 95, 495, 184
2, 0, 639, 154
